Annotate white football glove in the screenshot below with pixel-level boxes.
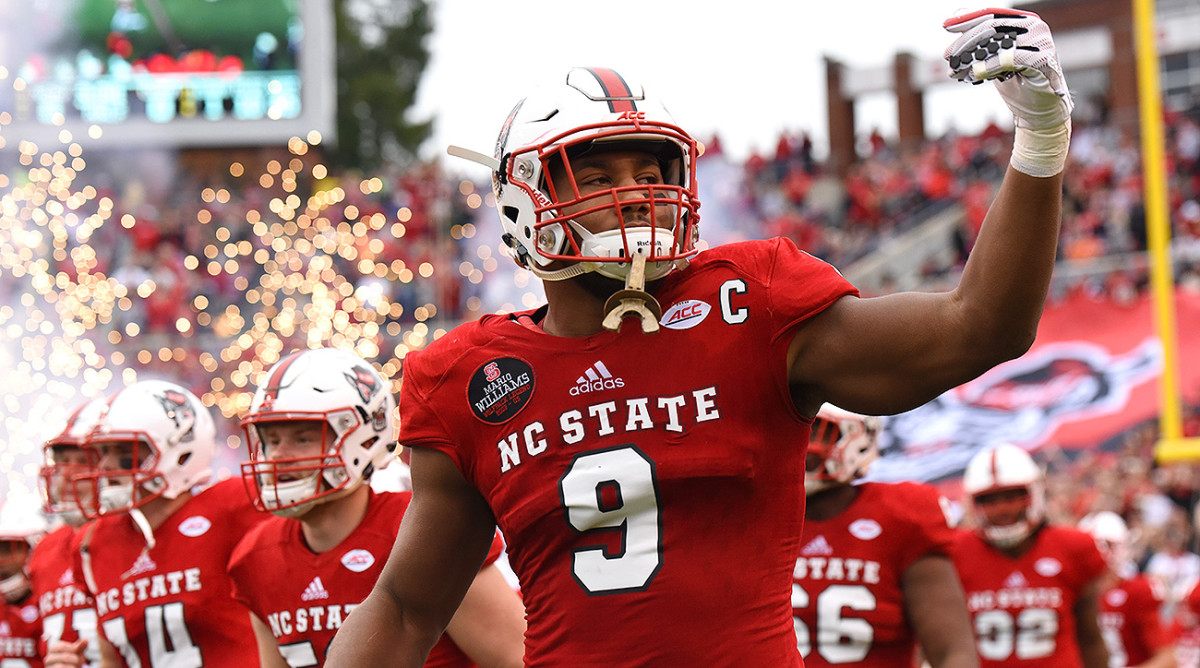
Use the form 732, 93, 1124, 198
943, 8, 1072, 132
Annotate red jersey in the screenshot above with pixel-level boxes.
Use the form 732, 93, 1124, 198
1098, 574, 1169, 667
794, 481, 956, 667
951, 525, 1107, 668
228, 490, 505, 667
71, 478, 266, 667
26, 524, 100, 665
1172, 619, 1200, 668
0, 598, 41, 668
1176, 584, 1200, 668
400, 239, 856, 667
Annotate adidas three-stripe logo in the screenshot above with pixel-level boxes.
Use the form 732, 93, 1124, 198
569, 361, 625, 396
301, 576, 329, 601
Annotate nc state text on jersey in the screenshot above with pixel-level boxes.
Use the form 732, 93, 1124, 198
966, 586, 1064, 611
266, 603, 359, 637
38, 581, 90, 616
497, 386, 720, 473
793, 558, 883, 584
94, 568, 202, 616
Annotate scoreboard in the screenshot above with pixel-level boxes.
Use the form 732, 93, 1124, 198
0, 0, 335, 149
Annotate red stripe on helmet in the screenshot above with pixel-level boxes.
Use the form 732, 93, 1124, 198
263, 350, 305, 406
586, 67, 637, 113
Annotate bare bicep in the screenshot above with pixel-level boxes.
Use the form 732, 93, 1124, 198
789, 292, 996, 415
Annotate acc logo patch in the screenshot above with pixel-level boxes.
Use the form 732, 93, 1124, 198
848, 519, 882, 540
1033, 557, 1062, 577
468, 357, 534, 424
178, 515, 212, 537
341, 549, 376, 573
660, 299, 711, 330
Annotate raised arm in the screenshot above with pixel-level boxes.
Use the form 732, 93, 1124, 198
789, 9, 1071, 416
790, 168, 1061, 415
325, 447, 500, 668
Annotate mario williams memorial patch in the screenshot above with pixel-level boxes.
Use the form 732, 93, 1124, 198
468, 357, 534, 424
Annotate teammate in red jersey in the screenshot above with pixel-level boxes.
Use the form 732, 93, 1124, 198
229, 347, 525, 668
43, 379, 268, 668
327, 9, 1073, 666
795, 405, 977, 667
1179, 584, 1200, 668
951, 444, 1109, 668
0, 498, 47, 668
1079, 511, 1176, 668
28, 398, 108, 667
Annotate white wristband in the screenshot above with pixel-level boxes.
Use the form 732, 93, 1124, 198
1010, 121, 1071, 178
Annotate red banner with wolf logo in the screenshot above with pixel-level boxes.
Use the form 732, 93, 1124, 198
869, 289, 1200, 483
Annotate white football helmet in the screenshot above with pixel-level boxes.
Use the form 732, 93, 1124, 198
485, 67, 701, 282
75, 380, 215, 518
0, 498, 47, 603
1079, 510, 1131, 573
39, 397, 107, 526
805, 404, 881, 496
241, 348, 398, 518
962, 443, 1045, 548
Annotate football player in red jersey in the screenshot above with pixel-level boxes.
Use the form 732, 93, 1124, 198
229, 347, 525, 668
43, 379, 267, 668
795, 405, 977, 668
28, 397, 108, 667
1079, 511, 1176, 668
328, 9, 1073, 666
0, 498, 47, 668
1179, 583, 1200, 668
951, 444, 1109, 668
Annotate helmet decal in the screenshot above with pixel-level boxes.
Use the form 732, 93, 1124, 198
157, 389, 196, 441
346, 364, 380, 404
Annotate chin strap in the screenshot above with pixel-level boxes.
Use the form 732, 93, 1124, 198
79, 521, 100, 596
529, 261, 599, 282
602, 252, 662, 334
130, 508, 157, 551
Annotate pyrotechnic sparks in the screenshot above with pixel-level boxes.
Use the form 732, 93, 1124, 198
0, 115, 543, 502
0, 130, 122, 499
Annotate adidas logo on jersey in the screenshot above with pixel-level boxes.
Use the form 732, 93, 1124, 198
59, 568, 75, 587
123, 553, 158, 579
301, 576, 329, 601
569, 361, 625, 396
1003, 571, 1028, 588
801, 535, 833, 556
